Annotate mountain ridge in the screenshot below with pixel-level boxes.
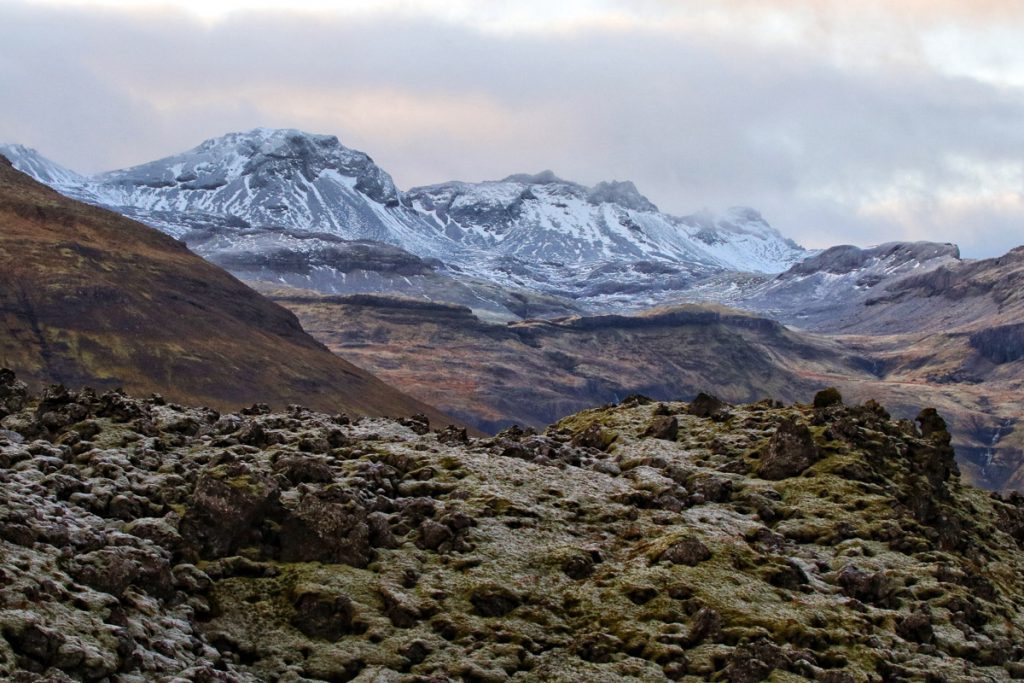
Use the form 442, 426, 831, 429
0, 130, 812, 320
0, 154, 459, 425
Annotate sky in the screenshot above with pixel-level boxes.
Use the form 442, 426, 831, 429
2, 1, 1024, 257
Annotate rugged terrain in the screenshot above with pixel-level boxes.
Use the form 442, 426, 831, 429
0, 155, 452, 424
265, 291, 876, 432
263, 288, 1019, 491
2, 372, 1024, 681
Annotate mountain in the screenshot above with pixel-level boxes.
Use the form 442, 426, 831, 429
4, 376, 1024, 681
1, 131, 810, 318
269, 290, 878, 431
0, 154, 455, 423
702, 242, 963, 332
407, 173, 804, 272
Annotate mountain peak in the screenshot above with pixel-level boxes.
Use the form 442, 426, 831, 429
502, 170, 564, 185
587, 180, 658, 212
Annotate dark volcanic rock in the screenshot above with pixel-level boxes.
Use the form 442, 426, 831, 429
757, 417, 820, 480
1, 373, 1023, 683
278, 487, 372, 567
181, 463, 280, 559
659, 537, 712, 566
290, 589, 357, 641
687, 393, 728, 419
643, 415, 679, 441
0, 368, 28, 418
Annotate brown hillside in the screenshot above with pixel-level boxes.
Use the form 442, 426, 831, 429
0, 156, 454, 424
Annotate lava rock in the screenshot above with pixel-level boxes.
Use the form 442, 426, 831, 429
659, 537, 712, 566
813, 387, 843, 409
0, 368, 28, 418
290, 589, 356, 641
279, 486, 372, 567
180, 463, 280, 559
687, 393, 728, 419
758, 417, 820, 480
642, 415, 679, 441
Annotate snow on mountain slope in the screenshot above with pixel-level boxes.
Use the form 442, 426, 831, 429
2, 129, 812, 317
0, 144, 100, 202
89, 129, 452, 257
693, 241, 964, 331
408, 171, 806, 273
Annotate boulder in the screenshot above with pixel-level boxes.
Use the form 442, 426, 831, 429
687, 393, 728, 419
659, 537, 712, 566
290, 588, 356, 641
0, 368, 28, 418
642, 415, 678, 441
180, 463, 280, 559
279, 486, 371, 567
758, 418, 820, 480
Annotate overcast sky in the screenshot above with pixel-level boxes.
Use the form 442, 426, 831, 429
2, 0, 1024, 257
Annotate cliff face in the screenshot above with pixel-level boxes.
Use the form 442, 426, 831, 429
2, 373, 1023, 682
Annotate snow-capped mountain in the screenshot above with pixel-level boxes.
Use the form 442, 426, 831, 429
2, 129, 811, 317
675, 241, 963, 331
0, 143, 99, 200
409, 172, 805, 273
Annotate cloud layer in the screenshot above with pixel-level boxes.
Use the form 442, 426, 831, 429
2, 1, 1024, 256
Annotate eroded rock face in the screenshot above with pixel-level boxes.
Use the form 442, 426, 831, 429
2, 371, 1024, 682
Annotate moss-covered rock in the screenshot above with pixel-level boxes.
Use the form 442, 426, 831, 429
2, 374, 1024, 681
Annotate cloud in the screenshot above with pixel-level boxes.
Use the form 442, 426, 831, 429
1, 1, 1023, 257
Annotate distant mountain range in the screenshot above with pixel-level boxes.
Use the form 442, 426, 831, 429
2, 129, 812, 319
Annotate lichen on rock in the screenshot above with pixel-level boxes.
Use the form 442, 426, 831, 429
1, 370, 1023, 681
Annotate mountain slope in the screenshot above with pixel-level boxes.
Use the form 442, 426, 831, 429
269, 291, 877, 432
269, 289, 1024, 490
698, 242, 963, 332
0, 155, 454, 423
408, 172, 805, 272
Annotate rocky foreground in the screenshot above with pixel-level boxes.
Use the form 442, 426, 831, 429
1, 371, 1024, 682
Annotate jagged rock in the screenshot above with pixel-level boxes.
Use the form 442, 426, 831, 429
897, 611, 935, 644
0, 368, 28, 418
758, 417, 820, 480
436, 425, 469, 444
180, 463, 280, 559
416, 519, 453, 551
642, 415, 678, 441
272, 455, 334, 485
813, 387, 843, 409
836, 565, 897, 607
279, 487, 372, 566
290, 588, 356, 641
659, 537, 712, 566
687, 392, 728, 419
398, 413, 430, 435
571, 422, 616, 451
0, 381, 1022, 682
69, 545, 174, 598
469, 585, 522, 617
722, 640, 792, 683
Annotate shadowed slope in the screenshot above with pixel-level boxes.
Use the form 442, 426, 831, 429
0, 156, 454, 423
